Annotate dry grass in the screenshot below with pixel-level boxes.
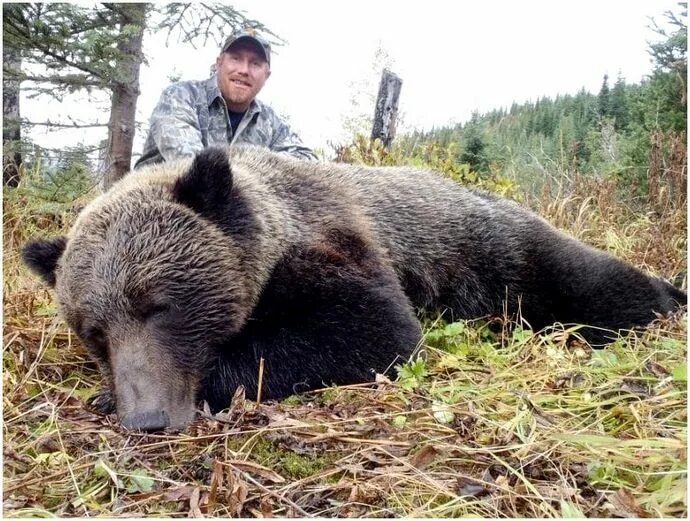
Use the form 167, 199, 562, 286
3, 171, 687, 518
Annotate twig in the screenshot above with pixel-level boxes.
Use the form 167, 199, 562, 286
256, 357, 265, 405
3, 462, 95, 495
226, 463, 312, 518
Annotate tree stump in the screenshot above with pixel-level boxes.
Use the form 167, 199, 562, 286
371, 69, 402, 150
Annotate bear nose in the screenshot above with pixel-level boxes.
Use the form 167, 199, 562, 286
121, 410, 170, 432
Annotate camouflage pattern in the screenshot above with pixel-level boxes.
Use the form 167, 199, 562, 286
135, 75, 316, 168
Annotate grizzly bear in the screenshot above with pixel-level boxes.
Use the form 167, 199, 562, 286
22, 146, 685, 431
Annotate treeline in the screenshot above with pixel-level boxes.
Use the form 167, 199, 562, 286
398, 5, 686, 200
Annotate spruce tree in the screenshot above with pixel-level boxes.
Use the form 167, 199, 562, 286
458, 118, 489, 174
610, 74, 629, 131
598, 74, 611, 118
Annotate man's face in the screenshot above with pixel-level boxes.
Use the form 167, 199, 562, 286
216, 42, 271, 112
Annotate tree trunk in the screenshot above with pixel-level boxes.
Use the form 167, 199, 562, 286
371, 69, 402, 150
3, 45, 22, 187
103, 3, 146, 190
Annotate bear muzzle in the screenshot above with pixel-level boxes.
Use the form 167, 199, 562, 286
110, 341, 199, 431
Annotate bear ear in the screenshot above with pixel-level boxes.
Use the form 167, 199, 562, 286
172, 147, 233, 221
21, 236, 68, 287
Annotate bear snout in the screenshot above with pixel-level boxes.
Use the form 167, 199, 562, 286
115, 386, 197, 431
109, 337, 199, 431
121, 410, 171, 432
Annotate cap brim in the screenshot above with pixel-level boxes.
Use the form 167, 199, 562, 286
224, 36, 269, 62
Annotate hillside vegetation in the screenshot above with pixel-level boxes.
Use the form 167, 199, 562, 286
396, 6, 686, 204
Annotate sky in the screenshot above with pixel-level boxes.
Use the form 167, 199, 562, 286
24, 0, 680, 161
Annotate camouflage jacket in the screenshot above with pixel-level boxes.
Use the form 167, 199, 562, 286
135, 75, 316, 168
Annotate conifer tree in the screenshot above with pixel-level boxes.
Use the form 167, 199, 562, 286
458, 116, 489, 174
609, 74, 628, 131
597, 74, 611, 118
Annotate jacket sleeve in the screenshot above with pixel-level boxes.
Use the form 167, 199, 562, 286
146, 83, 205, 161
269, 118, 318, 161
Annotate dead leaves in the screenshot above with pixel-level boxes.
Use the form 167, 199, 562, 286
4, 332, 687, 517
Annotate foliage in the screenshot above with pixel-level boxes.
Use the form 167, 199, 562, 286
4, 4, 139, 97
29, 163, 93, 205
457, 115, 490, 174
399, 5, 687, 203
334, 135, 520, 199
395, 358, 428, 390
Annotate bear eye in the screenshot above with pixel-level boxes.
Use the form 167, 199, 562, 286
137, 302, 171, 322
82, 325, 108, 356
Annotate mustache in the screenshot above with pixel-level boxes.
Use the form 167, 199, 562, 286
228, 76, 252, 87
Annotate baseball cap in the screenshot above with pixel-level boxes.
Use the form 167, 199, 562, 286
220, 29, 271, 65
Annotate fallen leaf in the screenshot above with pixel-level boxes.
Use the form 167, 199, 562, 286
375, 373, 392, 384
533, 483, 578, 499
672, 364, 687, 382
457, 476, 489, 497
188, 486, 204, 518
621, 379, 652, 397
230, 385, 246, 411
226, 470, 249, 517
260, 497, 274, 518
34, 433, 60, 454
432, 401, 455, 424
163, 485, 197, 502
207, 460, 223, 508
125, 468, 155, 494
94, 458, 122, 488
644, 360, 670, 379
494, 475, 510, 489
264, 408, 312, 429
408, 445, 439, 470
607, 489, 652, 518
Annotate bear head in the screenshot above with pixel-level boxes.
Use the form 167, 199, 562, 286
22, 148, 256, 431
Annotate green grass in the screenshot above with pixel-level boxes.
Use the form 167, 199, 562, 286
3, 159, 687, 517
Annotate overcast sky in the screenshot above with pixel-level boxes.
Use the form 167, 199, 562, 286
25, 0, 680, 160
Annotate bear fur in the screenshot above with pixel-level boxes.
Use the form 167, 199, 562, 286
22, 146, 685, 430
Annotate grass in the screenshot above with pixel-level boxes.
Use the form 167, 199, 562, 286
3, 166, 687, 517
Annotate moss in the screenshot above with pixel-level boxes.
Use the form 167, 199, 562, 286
227, 435, 333, 481
280, 395, 303, 406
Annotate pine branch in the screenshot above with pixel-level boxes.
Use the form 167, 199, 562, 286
4, 68, 104, 88
23, 119, 109, 129
28, 41, 113, 81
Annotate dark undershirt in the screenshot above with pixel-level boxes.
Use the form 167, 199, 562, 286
228, 110, 246, 135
